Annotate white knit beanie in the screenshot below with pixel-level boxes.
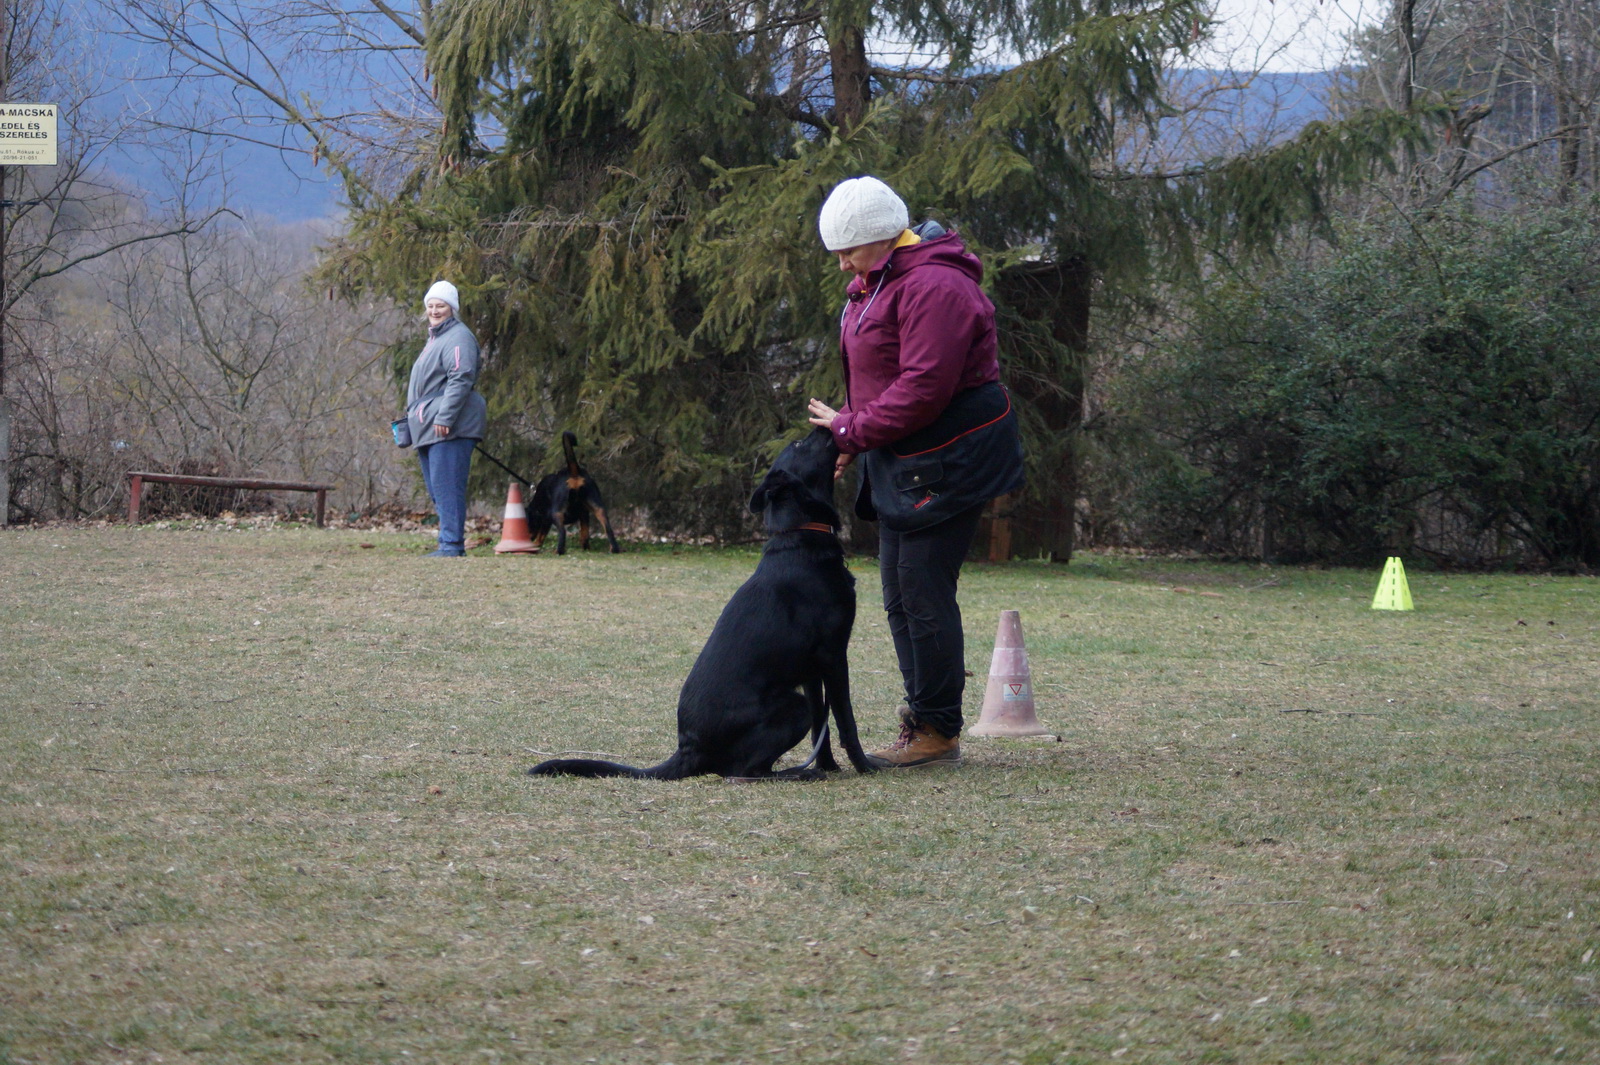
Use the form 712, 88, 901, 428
423, 280, 460, 315
818, 177, 909, 251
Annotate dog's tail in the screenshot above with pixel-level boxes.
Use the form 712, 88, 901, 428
562, 430, 580, 477
528, 750, 689, 780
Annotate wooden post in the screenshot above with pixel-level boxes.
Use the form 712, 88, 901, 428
127, 474, 144, 525
1, 0, 10, 527
986, 494, 1014, 562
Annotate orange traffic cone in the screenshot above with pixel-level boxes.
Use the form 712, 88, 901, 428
493, 482, 538, 554
969, 609, 1053, 738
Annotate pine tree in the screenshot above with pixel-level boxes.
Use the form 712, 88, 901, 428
323, 0, 1425, 553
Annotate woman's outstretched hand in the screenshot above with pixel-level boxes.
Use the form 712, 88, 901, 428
806, 398, 838, 429
806, 399, 854, 479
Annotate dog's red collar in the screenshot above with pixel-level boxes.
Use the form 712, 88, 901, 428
793, 522, 837, 534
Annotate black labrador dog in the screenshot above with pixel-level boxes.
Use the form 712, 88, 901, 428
528, 431, 622, 555
528, 428, 873, 781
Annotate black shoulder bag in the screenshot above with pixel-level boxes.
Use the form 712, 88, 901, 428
856, 381, 1026, 532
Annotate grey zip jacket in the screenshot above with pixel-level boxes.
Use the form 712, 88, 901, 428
405, 316, 488, 449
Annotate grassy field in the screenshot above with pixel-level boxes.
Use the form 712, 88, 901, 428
2, 525, 1596, 1064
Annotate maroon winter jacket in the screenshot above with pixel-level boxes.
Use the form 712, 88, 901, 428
831, 229, 1001, 455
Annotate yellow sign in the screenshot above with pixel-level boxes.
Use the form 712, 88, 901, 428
0, 103, 57, 166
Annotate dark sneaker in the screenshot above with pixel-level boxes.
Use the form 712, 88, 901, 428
424, 548, 465, 557
865, 710, 962, 769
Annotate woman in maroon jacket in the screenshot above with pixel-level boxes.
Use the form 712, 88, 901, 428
808, 177, 1025, 768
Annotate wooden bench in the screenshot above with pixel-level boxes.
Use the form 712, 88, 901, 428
126, 472, 338, 527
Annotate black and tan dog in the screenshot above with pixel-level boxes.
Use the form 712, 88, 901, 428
528, 427, 872, 781
528, 431, 622, 555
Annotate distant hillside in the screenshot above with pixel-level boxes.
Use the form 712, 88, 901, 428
1161, 67, 1343, 158
1173, 67, 1342, 130
86, 24, 350, 224
95, 134, 342, 223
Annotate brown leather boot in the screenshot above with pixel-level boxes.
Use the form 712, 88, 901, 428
865, 708, 962, 769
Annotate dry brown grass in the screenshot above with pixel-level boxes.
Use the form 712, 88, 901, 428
2, 526, 1597, 1064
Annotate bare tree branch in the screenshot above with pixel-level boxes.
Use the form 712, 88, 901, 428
7, 208, 237, 300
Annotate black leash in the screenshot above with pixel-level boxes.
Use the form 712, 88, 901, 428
792, 722, 832, 772
474, 443, 536, 488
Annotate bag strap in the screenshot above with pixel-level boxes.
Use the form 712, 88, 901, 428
889, 384, 1012, 458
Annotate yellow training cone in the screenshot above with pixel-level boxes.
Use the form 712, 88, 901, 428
1370, 556, 1414, 611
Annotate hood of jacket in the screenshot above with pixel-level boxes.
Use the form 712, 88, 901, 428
844, 226, 982, 298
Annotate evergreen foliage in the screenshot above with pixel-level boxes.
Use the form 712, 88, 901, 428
1114, 202, 1600, 570
320, 0, 1426, 543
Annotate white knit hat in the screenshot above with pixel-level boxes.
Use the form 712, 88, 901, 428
423, 280, 460, 314
818, 177, 909, 251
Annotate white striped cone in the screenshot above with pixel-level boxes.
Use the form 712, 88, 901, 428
493, 482, 538, 554
969, 609, 1053, 737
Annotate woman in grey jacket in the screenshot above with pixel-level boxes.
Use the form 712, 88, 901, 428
406, 280, 488, 557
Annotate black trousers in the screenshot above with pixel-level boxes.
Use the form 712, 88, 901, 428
876, 501, 986, 739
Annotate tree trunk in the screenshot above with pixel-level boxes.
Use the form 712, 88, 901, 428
1555, 89, 1581, 201
0, 397, 10, 526
993, 258, 1091, 563
829, 22, 871, 133
1394, 0, 1420, 190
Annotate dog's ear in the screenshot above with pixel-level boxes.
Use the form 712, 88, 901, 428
749, 468, 800, 514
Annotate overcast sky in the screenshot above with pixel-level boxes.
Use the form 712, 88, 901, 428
1196, 0, 1385, 72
